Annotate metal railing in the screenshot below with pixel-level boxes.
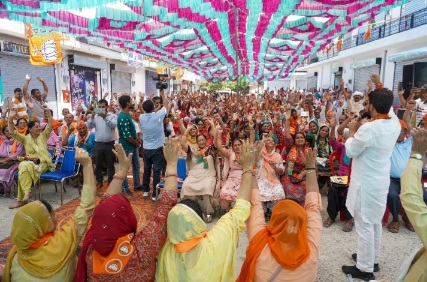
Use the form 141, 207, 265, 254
301, 7, 427, 66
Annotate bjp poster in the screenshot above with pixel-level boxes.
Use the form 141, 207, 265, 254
70, 67, 99, 109
27, 24, 63, 66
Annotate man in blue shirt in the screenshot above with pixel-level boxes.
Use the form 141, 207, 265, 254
139, 89, 168, 200
386, 119, 413, 233
63, 120, 96, 156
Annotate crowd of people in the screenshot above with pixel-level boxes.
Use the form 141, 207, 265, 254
0, 72, 426, 281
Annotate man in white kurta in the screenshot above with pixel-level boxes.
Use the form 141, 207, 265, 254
342, 76, 400, 281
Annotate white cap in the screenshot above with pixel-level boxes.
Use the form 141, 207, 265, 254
352, 91, 364, 98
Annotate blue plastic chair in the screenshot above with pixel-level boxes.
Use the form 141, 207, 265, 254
155, 158, 186, 207
39, 148, 80, 205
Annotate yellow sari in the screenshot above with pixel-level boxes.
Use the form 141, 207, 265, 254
156, 199, 251, 282
2, 201, 77, 281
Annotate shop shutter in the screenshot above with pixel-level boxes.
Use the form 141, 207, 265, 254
145, 70, 158, 97
0, 53, 57, 115
307, 76, 317, 91
111, 70, 131, 94
353, 65, 380, 94
296, 80, 307, 91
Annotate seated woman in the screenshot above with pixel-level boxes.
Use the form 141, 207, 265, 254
15, 118, 28, 135
237, 148, 322, 282
156, 140, 262, 282
180, 119, 218, 223
282, 114, 309, 206
257, 134, 285, 217
323, 116, 353, 231
316, 124, 337, 188
0, 126, 25, 195
8, 106, 56, 209
217, 136, 243, 212
1, 148, 96, 282
74, 139, 179, 281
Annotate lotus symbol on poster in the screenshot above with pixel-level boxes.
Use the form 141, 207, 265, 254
33, 38, 58, 62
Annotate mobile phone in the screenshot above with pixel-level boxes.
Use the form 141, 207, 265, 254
398, 81, 402, 92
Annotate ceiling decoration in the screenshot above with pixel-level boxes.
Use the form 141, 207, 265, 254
0, 0, 406, 81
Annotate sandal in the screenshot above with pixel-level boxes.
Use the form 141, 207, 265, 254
323, 217, 334, 228
342, 219, 354, 232
402, 214, 415, 232
387, 221, 400, 233
9, 200, 28, 209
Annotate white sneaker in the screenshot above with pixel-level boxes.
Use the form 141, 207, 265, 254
152, 194, 161, 201
143, 192, 149, 197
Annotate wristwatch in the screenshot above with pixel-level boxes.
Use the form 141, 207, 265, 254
410, 153, 423, 160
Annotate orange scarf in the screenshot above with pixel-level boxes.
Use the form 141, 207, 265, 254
28, 232, 54, 250
237, 200, 310, 282
43, 119, 63, 135
260, 147, 282, 185
370, 113, 390, 122
62, 122, 77, 137
174, 233, 207, 253
77, 130, 90, 145
93, 233, 135, 275
11, 140, 17, 155
17, 127, 28, 135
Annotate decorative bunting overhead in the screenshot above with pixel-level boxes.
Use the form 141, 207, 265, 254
0, 0, 407, 81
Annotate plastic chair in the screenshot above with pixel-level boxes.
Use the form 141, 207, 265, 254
155, 158, 187, 207
39, 148, 80, 205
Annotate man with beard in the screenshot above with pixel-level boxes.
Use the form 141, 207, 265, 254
62, 121, 95, 156
342, 74, 400, 281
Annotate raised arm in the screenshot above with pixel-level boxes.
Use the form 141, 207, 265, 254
163, 137, 179, 193
400, 128, 427, 247
403, 100, 415, 132
284, 111, 292, 140
215, 128, 229, 157
180, 121, 192, 152
329, 116, 337, 140
237, 140, 263, 202
105, 144, 133, 196
160, 89, 169, 110
37, 77, 48, 101
340, 78, 351, 101
337, 116, 351, 136
304, 148, 320, 194
23, 76, 31, 98
43, 104, 53, 128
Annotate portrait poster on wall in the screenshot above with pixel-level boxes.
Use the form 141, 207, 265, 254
70, 67, 99, 109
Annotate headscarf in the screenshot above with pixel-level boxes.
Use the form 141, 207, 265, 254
74, 195, 137, 282
156, 204, 207, 281
186, 124, 198, 144
260, 146, 282, 185
287, 133, 307, 175
2, 201, 77, 281
306, 120, 319, 148
316, 125, 332, 158
237, 200, 311, 282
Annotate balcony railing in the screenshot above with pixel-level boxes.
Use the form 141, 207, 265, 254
300, 7, 427, 67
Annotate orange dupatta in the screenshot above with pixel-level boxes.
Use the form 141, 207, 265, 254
237, 200, 310, 282
260, 147, 282, 185
17, 127, 28, 135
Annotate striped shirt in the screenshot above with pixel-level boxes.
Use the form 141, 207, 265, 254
12, 98, 29, 121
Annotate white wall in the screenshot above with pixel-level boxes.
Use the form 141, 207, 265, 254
132, 68, 145, 94
297, 23, 427, 91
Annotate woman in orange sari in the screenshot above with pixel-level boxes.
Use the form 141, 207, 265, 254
237, 148, 322, 282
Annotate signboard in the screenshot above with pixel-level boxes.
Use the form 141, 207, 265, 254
127, 51, 144, 68
2, 41, 29, 55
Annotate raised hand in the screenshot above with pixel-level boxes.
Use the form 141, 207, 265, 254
75, 148, 91, 166
112, 144, 132, 172
367, 80, 373, 89
163, 136, 179, 165
239, 139, 260, 170
410, 128, 427, 155
370, 73, 381, 84
329, 116, 337, 127
303, 148, 317, 168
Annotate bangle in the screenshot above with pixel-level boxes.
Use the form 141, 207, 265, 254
242, 169, 255, 176
165, 173, 178, 178
113, 174, 125, 181
306, 170, 316, 175
305, 167, 316, 170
